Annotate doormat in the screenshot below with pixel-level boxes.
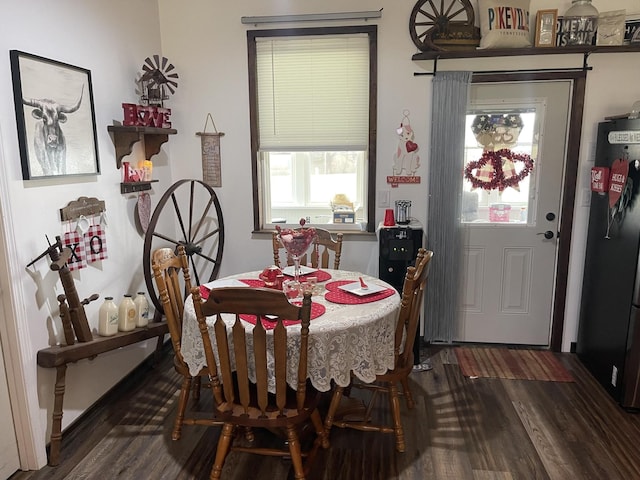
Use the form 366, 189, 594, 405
454, 347, 574, 382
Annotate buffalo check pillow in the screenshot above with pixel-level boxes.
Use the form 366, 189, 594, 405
478, 0, 532, 49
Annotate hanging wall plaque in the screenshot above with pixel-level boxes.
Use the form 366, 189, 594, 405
196, 113, 224, 187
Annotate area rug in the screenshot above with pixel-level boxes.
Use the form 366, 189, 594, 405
454, 347, 574, 382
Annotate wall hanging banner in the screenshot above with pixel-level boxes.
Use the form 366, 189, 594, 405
196, 113, 225, 187
387, 109, 421, 188
590, 166, 609, 193
62, 231, 87, 271
608, 158, 628, 208
85, 224, 107, 262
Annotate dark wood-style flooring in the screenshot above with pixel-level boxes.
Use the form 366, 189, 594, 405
10, 345, 640, 479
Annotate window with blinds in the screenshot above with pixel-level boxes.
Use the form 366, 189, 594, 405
248, 26, 377, 232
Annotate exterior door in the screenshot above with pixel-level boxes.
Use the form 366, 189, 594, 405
457, 80, 571, 345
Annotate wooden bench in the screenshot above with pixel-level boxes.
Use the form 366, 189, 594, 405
37, 321, 168, 466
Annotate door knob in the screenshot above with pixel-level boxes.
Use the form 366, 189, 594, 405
546, 212, 556, 221
537, 230, 554, 239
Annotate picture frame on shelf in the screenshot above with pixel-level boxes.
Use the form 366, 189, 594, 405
535, 9, 558, 47
10, 50, 100, 180
624, 16, 640, 44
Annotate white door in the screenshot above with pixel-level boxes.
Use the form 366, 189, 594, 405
0, 338, 19, 478
0, 124, 21, 477
457, 80, 571, 345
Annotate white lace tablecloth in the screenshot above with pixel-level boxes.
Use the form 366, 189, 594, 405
180, 269, 400, 393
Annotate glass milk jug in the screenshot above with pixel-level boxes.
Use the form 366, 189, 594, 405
98, 297, 119, 336
118, 294, 137, 332
564, 0, 599, 45
134, 292, 150, 327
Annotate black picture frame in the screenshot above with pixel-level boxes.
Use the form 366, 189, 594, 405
10, 50, 100, 180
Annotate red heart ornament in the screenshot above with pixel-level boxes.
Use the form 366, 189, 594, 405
608, 159, 628, 208
406, 141, 418, 153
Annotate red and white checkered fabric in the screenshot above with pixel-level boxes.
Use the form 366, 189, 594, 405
62, 231, 87, 271
502, 158, 517, 180
475, 163, 495, 182
85, 225, 107, 263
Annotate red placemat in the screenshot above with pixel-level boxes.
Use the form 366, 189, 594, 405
240, 302, 326, 329
324, 280, 396, 305
283, 269, 332, 282
199, 279, 265, 300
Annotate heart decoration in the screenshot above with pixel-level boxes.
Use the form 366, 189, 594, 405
137, 192, 152, 233
406, 141, 418, 153
608, 158, 628, 208
464, 149, 534, 192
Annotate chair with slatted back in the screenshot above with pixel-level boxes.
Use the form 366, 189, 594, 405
323, 248, 433, 453
272, 228, 343, 269
191, 286, 329, 480
152, 246, 219, 440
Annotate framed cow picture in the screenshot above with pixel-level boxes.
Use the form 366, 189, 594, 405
10, 50, 100, 180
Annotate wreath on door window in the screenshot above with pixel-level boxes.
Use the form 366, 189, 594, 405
464, 114, 534, 192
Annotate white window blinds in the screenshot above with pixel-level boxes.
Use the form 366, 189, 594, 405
256, 34, 370, 151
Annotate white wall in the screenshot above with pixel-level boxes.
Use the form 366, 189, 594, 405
0, 0, 639, 470
0, 0, 166, 468
157, 0, 640, 353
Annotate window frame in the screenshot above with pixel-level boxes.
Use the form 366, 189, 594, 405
247, 25, 377, 233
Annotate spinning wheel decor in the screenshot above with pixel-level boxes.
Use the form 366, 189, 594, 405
143, 179, 224, 312
409, 0, 480, 52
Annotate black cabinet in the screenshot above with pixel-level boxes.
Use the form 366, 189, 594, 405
379, 225, 423, 364
379, 225, 423, 290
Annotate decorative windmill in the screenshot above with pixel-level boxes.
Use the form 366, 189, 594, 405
139, 55, 179, 107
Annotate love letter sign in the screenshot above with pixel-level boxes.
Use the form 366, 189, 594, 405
121, 103, 171, 128
590, 167, 609, 193
609, 159, 629, 208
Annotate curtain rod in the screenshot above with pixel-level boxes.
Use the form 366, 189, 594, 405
414, 66, 591, 77
241, 9, 382, 25
414, 51, 593, 76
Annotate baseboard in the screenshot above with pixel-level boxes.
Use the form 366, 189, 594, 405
570, 341, 577, 353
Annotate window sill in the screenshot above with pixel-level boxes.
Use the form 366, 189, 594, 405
252, 228, 376, 238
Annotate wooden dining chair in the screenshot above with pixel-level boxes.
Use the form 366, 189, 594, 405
323, 248, 434, 453
152, 246, 219, 440
191, 286, 329, 480
272, 227, 343, 269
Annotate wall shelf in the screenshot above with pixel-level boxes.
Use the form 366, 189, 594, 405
107, 125, 177, 169
121, 180, 159, 194
411, 44, 640, 61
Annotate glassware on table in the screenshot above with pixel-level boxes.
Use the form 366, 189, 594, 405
282, 279, 301, 301
275, 219, 317, 283
259, 265, 283, 288
301, 276, 317, 295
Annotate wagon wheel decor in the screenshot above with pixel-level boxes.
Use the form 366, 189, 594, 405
409, 0, 480, 52
143, 179, 225, 313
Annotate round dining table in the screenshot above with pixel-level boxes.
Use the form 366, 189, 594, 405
180, 269, 401, 393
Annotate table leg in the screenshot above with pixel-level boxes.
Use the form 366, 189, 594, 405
49, 364, 67, 466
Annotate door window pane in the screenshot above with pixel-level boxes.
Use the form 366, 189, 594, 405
462, 111, 538, 224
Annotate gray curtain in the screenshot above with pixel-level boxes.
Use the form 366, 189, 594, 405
424, 71, 472, 343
